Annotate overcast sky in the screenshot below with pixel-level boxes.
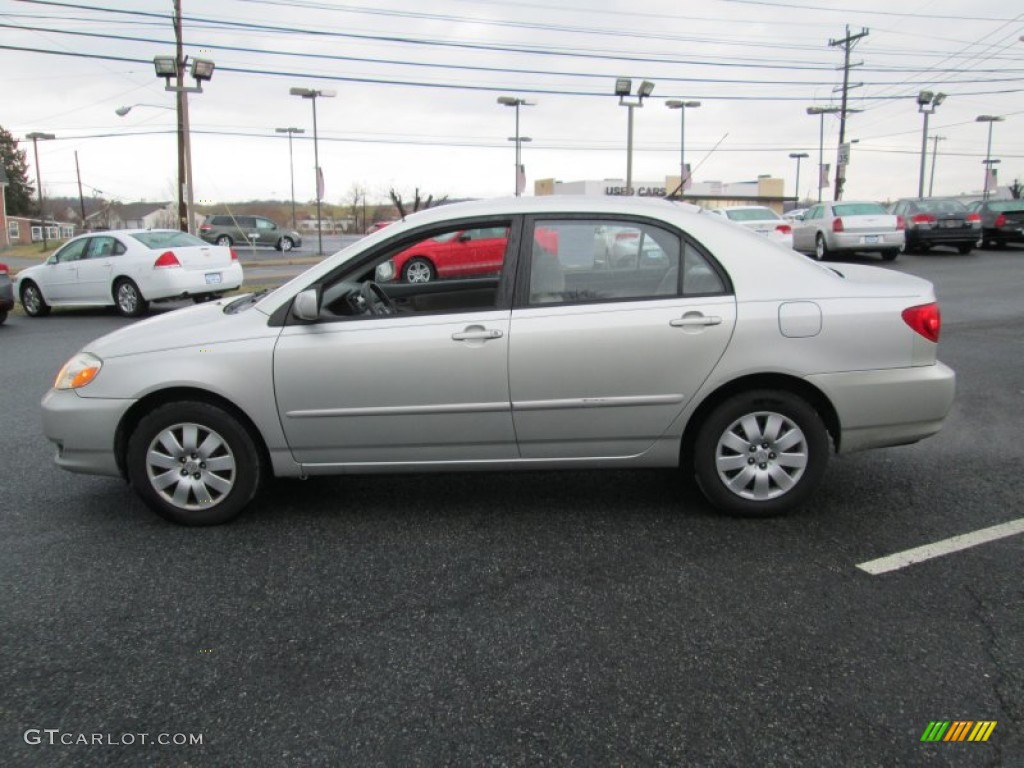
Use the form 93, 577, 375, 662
2, 0, 1022, 209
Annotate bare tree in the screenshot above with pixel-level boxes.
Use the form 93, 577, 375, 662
1010, 178, 1022, 200
388, 187, 448, 219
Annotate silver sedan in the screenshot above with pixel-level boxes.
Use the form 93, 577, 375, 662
42, 197, 955, 525
792, 201, 904, 261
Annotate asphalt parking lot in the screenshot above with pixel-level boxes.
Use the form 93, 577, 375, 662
0, 245, 1021, 766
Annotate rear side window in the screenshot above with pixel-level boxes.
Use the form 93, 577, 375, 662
131, 232, 208, 248
916, 199, 968, 214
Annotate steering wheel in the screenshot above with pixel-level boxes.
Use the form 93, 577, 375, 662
358, 281, 396, 316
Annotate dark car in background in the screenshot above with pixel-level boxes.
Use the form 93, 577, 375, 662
199, 215, 302, 252
966, 199, 1024, 249
0, 262, 13, 324
890, 198, 980, 254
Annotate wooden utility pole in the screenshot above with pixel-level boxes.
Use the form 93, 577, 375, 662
829, 26, 868, 201
75, 151, 87, 226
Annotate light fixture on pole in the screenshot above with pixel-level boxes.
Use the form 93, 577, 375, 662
290, 87, 336, 256
806, 106, 841, 203
276, 127, 305, 230
152, 53, 216, 234
616, 79, 655, 195
497, 96, 535, 196
115, 104, 175, 117
916, 91, 945, 198
788, 152, 809, 205
976, 115, 1004, 200
666, 100, 701, 198
26, 132, 56, 250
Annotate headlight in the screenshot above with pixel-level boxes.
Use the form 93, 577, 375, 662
54, 352, 103, 390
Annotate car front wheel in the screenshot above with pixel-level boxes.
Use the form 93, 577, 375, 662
20, 281, 51, 317
114, 278, 149, 317
126, 401, 263, 525
402, 257, 436, 283
693, 390, 829, 516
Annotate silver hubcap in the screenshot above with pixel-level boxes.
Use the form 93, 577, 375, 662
24, 287, 40, 313
118, 283, 138, 313
145, 422, 236, 511
405, 261, 432, 283
715, 410, 808, 501
815, 238, 825, 259
281, 239, 292, 251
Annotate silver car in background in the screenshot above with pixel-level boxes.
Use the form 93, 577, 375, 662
42, 197, 955, 525
792, 201, 904, 261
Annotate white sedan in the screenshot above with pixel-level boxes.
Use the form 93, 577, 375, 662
706, 206, 794, 248
16, 229, 243, 318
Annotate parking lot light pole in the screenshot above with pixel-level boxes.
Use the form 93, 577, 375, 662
290, 88, 335, 255
26, 132, 56, 250
616, 79, 655, 195
276, 127, 305, 229
916, 91, 946, 198
497, 96, 535, 196
977, 115, 1004, 200
928, 136, 945, 197
806, 106, 840, 203
666, 100, 701, 199
788, 152, 809, 205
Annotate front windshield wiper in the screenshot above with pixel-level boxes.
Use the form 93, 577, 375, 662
224, 288, 269, 314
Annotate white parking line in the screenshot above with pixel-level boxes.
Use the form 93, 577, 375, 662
857, 518, 1024, 575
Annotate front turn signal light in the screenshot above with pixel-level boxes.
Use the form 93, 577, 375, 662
55, 352, 103, 390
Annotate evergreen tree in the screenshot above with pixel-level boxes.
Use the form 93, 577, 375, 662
1, 125, 35, 215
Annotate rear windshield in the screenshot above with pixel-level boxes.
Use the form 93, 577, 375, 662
915, 199, 968, 214
130, 231, 209, 249
987, 201, 1024, 212
833, 203, 886, 216
725, 208, 779, 222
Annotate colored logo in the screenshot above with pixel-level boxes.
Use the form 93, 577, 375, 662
921, 721, 996, 742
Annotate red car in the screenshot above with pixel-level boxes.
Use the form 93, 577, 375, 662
391, 226, 510, 283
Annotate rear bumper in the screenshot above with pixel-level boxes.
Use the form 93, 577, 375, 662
145, 263, 244, 300
984, 226, 1024, 244
830, 232, 903, 251
907, 228, 979, 247
807, 362, 956, 453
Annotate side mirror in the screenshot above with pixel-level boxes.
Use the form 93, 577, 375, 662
375, 260, 396, 283
292, 287, 321, 321
457, 233, 471, 242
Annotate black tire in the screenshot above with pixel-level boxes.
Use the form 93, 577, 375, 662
693, 389, 829, 517
277, 237, 294, 252
0, 309, 7, 324
192, 293, 222, 304
114, 278, 149, 317
880, 249, 899, 261
126, 401, 263, 526
814, 233, 830, 261
402, 257, 436, 284
20, 281, 51, 317
956, 243, 974, 255
215, 235, 233, 247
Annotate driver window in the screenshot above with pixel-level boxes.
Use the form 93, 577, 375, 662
312, 220, 513, 322
53, 238, 89, 263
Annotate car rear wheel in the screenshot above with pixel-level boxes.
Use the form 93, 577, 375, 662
956, 243, 974, 255
126, 401, 263, 526
402, 257, 436, 283
215, 235, 232, 247
20, 281, 51, 317
814, 234, 829, 261
0, 309, 7, 324
881, 249, 899, 261
277, 237, 294, 252
114, 278, 149, 317
693, 390, 829, 516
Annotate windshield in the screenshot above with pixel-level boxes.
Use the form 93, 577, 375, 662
725, 208, 780, 222
130, 231, 210, 249
833, 203, 886, 216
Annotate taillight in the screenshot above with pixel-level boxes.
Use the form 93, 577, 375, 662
832, 218, 844, 233
0, 263, 8, 276
902, 302, 941, 343
153, 251, 181, 269
199, 224, 212, 232
776, 224, 792, 235
896, 215, 905, 231
911, 213, 935, 227
230, 248, 238, 261
994, 213, 1006, 227
966, 212, 981, 225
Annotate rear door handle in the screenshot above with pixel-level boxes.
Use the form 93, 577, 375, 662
670, 314, 722, 328
452, 327, 504, 341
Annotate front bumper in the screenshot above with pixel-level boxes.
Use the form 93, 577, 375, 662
41, 388, 135, 478
807, 362, 956, 453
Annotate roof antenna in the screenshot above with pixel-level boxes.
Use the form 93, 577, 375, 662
664, 132, 729, 201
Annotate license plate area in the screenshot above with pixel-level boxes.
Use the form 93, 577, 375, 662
205, 272, 222, 285
940, 219, 962, 229
864, 235, 880, 244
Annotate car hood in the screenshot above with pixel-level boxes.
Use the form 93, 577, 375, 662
84, 297, 279, 359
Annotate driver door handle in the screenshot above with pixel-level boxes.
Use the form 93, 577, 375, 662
451, 326, 503, 341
